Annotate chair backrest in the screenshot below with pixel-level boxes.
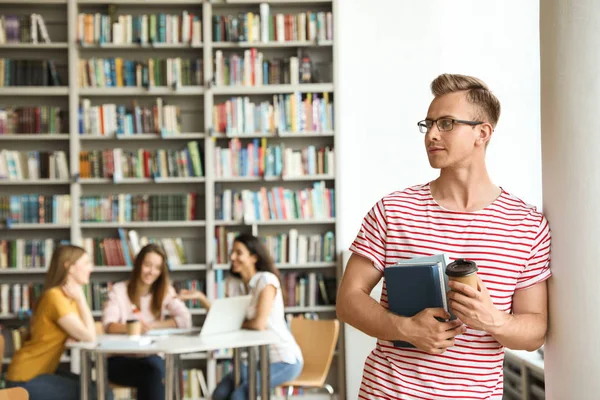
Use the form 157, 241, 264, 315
290, 317, 339, 386
0, 387, 29, 400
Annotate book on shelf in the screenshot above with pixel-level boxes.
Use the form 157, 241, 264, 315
0, 59, 61, 87
0, 107, 64, 135
215, 138, 333, 179
0, 239, 58, 269
262, 229, 335, 264
214, 181, 334, 223
0, 194, 71, 224
180, 368, 209, 400
0, 150, 69, 181
213, 92, 333, 135
214, 227, 335, 265
79, 99, 182, 137
79, 142, 203, 180
0, 13, 51, 44
0, 282, 43, 316
281, 271, 336, 307
82, 231, 188, 269
213, 8, 333, 44
0, 325, 29, 359
77, 11, 202, 46
214, 49, 301, 86
78, 57, 203, 89
79, 193, 199, 223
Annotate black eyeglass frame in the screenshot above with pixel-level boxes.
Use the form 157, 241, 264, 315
417, 118, 484, 134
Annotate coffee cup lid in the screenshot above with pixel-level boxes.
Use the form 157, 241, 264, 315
446, 258, 478, 277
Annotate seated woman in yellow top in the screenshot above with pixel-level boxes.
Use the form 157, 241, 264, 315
5, 244, 107, 400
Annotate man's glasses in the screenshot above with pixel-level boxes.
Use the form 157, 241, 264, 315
417, 118, 484, 134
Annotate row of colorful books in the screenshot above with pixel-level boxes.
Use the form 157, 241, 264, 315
215, 181, 334, 223
79, 57, 203, 88
79, 98, 182, 136
216, 139, 333, 178
79, 142, 203, 179
213, 8, 333, 43
213, 93, 333, 135
77, 11, 202, 46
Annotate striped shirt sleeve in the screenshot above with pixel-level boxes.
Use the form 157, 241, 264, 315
516, 214, 552, 290
349, 198, 388, 272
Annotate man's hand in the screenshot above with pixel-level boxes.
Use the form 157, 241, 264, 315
399, 308, 466, 354
448, 276, 507, 333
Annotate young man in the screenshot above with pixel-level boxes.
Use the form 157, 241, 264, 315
336, 73, 551, 399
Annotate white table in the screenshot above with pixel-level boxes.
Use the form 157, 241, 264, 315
68, 330, 281, 400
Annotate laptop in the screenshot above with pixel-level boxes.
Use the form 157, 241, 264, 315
199, 295, 252, 337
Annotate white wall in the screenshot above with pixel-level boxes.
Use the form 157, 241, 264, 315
335, 1, 542, 397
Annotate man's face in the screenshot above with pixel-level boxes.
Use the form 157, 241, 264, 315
424, 91, 482, 170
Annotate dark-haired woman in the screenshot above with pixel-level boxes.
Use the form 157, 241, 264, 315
179, 233, 303, 400
102, 243, 192, 400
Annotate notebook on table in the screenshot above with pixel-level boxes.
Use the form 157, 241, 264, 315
384, 254, 452, 348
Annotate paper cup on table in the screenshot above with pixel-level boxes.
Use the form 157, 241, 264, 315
126, 319, 142, 338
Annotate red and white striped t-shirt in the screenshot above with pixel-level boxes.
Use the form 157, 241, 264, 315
349, 183, 551, 400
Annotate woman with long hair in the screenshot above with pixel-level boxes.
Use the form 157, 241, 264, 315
179, 233, 303, 400
102, 243, 192, 400
5, 245, 102, 400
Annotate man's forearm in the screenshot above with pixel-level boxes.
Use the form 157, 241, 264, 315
337, 289, 405, 341
489, 312, 546, 351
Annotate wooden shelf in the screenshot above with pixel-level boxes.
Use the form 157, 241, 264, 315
79, 177, 205, 184
214, 218, 335, 226
212, 131, 334, 139
214, 175, 333, 183
2, 223, 71, 230
0, 43, 68, 49
214, 262, 336, 270
80, 221, 206, 228
80, 133, 206, 140
80, 43, 203, 49
285, 305, 336, 313
79, 87, 204, 96
0, 179, 70, 185
91, 264, 206, 272
0, 87, 68, 96
78, 0, 204, 3
0, 134, 69, 140
212, 40, 332, 49
212, 83, 333, 95
0, 268, 48, 274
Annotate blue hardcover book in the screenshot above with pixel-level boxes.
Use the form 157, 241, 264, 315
384, 256, 450, 348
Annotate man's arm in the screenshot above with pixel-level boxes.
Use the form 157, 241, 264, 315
489, 281, 548, 351
336, 253, 399, 340
448, 279, 548, 351
337, 253, 465, 353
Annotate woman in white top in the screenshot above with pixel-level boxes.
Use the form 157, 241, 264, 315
179, 233, 303, 400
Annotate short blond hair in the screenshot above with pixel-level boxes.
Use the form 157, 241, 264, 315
431, 74, 501, 128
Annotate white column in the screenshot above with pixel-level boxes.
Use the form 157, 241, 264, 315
540, 1, 600, 398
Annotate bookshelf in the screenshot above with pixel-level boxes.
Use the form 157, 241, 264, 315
0, 0, 343, 398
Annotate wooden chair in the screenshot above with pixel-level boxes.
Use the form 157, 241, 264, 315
0, 387, 29, 400
0, 333, 4, 376
281, 318, 340, 398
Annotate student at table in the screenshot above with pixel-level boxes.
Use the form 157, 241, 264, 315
102, 243, 192, 400
5, 245, 105, 400
179, 233, 303, 400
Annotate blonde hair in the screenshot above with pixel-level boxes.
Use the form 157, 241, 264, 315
43, 244, 86, 292
430, 74, 501, 128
